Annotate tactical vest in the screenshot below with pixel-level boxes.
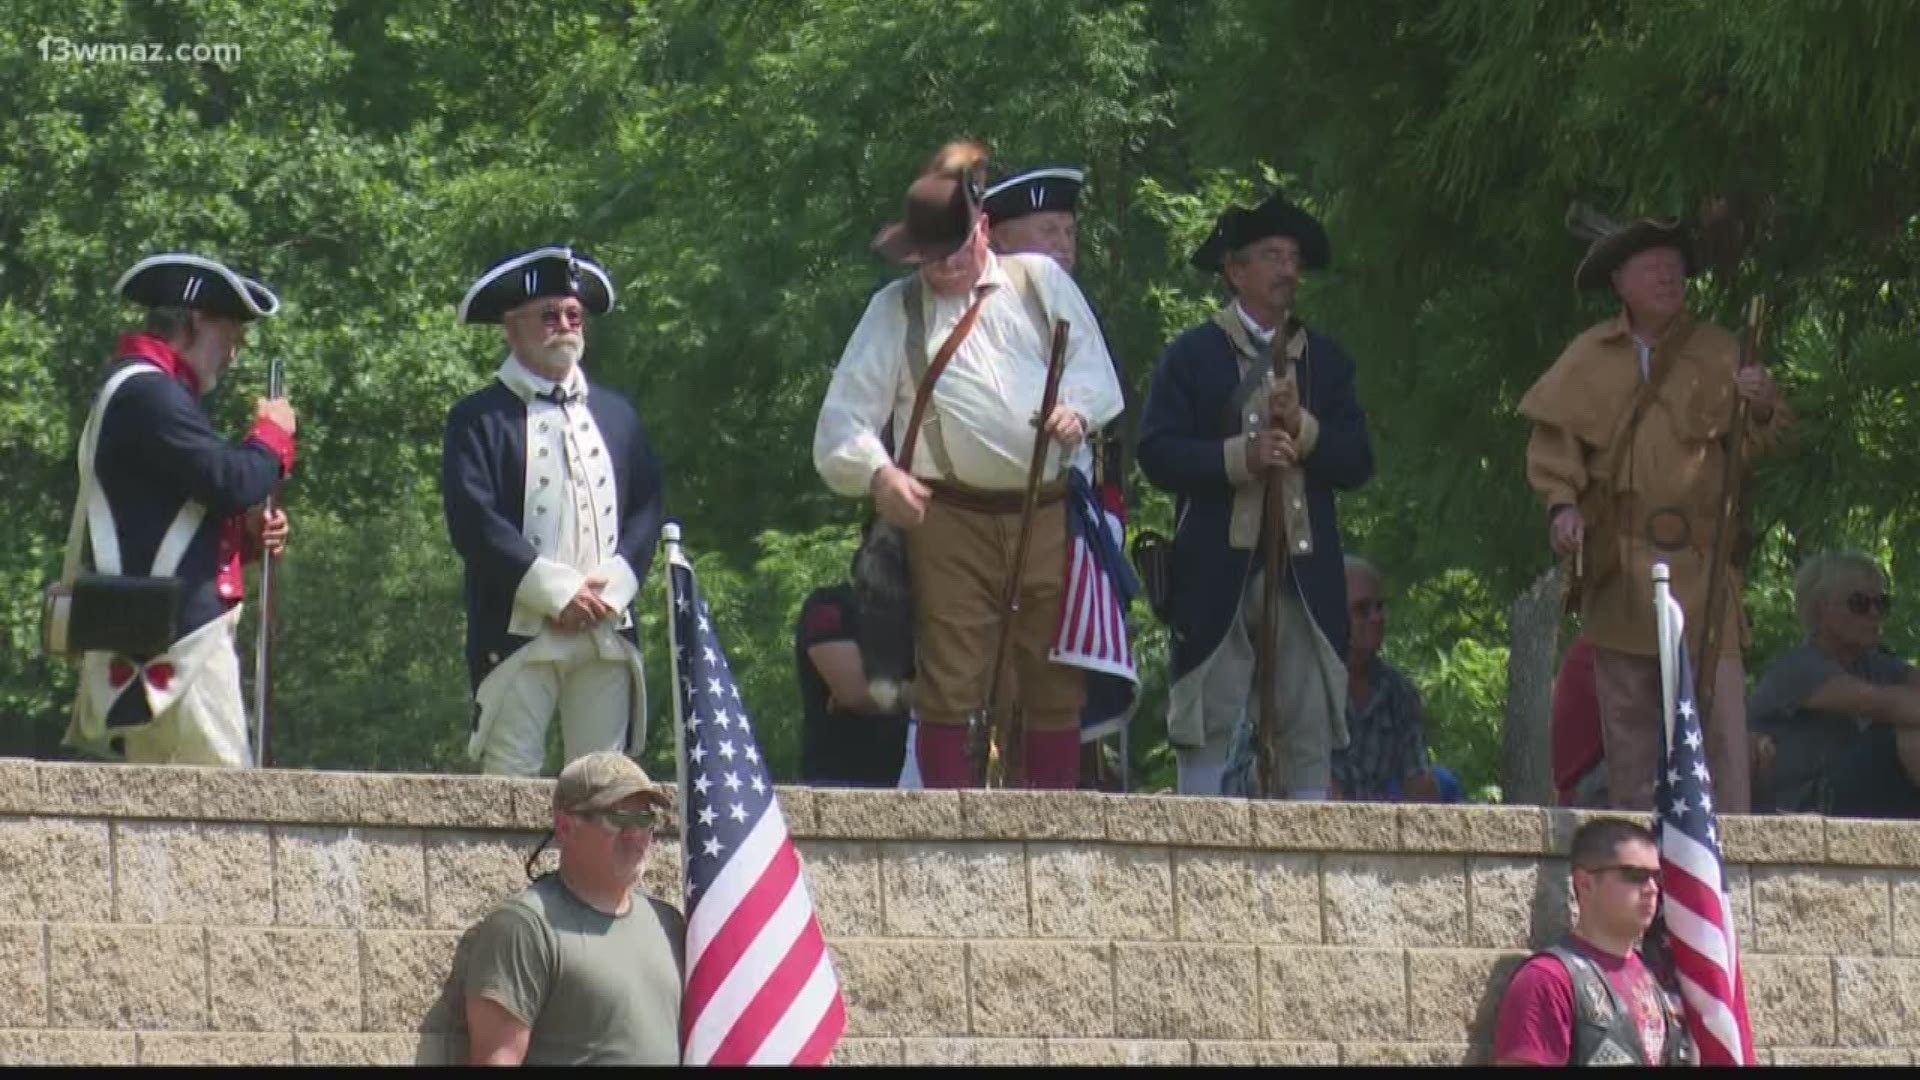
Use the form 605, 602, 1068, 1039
1539, 941, 1698, 1067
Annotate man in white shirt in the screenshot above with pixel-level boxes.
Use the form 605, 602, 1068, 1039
813, 142, 1124, 788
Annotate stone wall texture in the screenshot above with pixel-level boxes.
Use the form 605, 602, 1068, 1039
3, 759, 1919, 1064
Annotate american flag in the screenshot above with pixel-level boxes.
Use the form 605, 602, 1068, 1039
668, 554, 846, 1065
1654, 628, 1755, 1066
1052, 468, 1139, 740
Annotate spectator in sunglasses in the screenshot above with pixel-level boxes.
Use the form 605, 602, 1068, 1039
1492, 818, 1696, 1066
1748, 551, 1920, 817
453, 751, 683, 1064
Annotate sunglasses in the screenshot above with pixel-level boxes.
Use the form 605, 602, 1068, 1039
577, 807, 660, 832
1585, 864, 1659, 886
538, 305, 587, 329
1847, 592, 1893, 617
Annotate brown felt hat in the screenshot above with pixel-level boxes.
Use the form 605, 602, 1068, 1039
1573, 217, 1696, 290
872, 140, 989, 266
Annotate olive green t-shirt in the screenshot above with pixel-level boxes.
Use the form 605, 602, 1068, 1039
455, 873, 685, 1065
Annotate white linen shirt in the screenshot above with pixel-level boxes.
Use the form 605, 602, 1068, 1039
812, 252, 1124, 495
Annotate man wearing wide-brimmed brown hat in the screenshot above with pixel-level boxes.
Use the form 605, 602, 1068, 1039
812, 140, 1124, 790
1519, 213, 1794, 814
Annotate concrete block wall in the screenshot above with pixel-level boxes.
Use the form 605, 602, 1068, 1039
2, 759, 1919, 1064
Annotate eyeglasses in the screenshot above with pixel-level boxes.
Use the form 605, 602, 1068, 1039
1585, 864, 1660, 886
1847, 592, 1893, 617
1350, 599, 1387, 617
576, 808, 660, 832
538, 305, 586, 329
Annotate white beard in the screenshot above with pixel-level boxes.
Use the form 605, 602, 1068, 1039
538, 335, 584, 370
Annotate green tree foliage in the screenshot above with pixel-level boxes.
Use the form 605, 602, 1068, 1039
3, 1, 1916, 801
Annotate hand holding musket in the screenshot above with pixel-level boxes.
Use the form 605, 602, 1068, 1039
1252, 318, 1297, 798
252, 355, 287, 767
971, 319, 1073, 788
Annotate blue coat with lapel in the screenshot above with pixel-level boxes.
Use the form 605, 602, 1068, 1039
1136, 320, 1373, 680
440, 378, 665, 690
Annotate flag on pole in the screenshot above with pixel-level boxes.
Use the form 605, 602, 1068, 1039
1654, 614, 1756, 1066
1052, 468, 1139, 740
668, 547, 846, 1065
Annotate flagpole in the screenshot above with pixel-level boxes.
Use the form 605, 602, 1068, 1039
662, 522, 691, 854
1652, 561, 1680, 764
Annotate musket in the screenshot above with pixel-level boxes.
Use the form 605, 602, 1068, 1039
1252, 322, 1294, 798
252, 355, 285, 767
972, 318, 1072, 788
1696, 297, 1768, 726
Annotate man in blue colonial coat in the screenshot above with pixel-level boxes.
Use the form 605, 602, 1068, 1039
62, 253, 296, 767
1137, 195, 1374, 798
442, 247, 664, 776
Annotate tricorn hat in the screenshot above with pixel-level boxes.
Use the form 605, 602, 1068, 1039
983, 166, 1085, 224
459, 246, 616, 324
1190, 192, 1331, 274
1571, 216, 1695, 290
115, 253, 280, 321
872, 140, 990, 266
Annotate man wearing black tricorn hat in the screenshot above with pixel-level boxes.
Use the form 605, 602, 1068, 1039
1138, 194, 1374, 799
443, 247, 663, 777
58, 253, 296, 767
813, 141, 1124, 789
983, 165, 1139, 786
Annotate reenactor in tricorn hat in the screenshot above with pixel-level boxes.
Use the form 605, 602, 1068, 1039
983, 164, 1139, 788
55, 253, 296, 766
1137, 193, 1374, 800
443, 246, 663, 776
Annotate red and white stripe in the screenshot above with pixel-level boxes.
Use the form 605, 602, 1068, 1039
1051, 490, 1137, 682
682, 807, 847, 1065
1658, 817, 1754, 1065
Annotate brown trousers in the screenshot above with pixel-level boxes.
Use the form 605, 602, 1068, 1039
905, 488, 1084, 732
1592, 645, 1750, 814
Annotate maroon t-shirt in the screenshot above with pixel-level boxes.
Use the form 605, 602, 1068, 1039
1493, 936, 1668, 1065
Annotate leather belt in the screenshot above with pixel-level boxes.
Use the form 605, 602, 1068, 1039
927, 479, 1067, 514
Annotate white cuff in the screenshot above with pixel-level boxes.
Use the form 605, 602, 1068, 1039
1295, 409, 1321, 459
592, 554, 641, 613
515, 557, 586, 618
1223, 436, 1252, 488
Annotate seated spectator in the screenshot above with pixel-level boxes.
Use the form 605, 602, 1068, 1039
795, 532, 913, 786
1330, 556, 1460, 803
1552, 636, 1608, 808
1748, 551, 1920, 817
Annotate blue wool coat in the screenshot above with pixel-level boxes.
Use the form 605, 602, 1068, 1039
94, 360, 287, 637
440, 379, 664, 690
1136, 320, 1373, 680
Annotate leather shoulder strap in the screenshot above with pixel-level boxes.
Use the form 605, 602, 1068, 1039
897, 281, 995, 472
1597, 322, 1698, 486
998, 256, 1052, 346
